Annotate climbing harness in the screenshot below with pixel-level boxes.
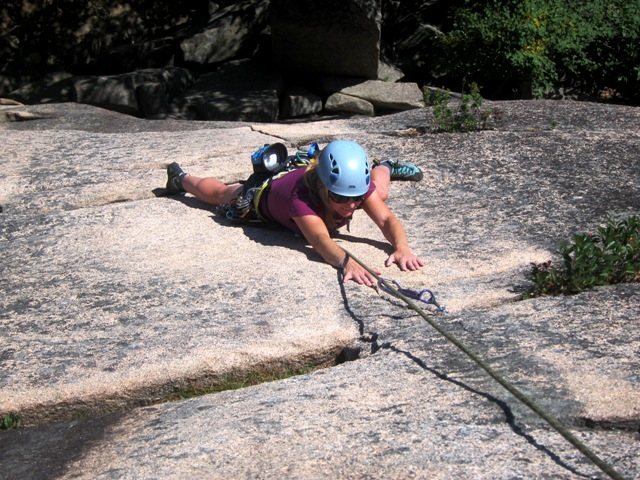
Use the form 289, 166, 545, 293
220, 142, 318, 222
377, 278, 446, 313
342, 248, 626, 480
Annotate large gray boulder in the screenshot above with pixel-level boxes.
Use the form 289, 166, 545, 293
7, 68, 194, 119
0, 100, 638, 479
339, 79, 424, 110
280, 87, 323, 118
6, 72, 77, 104
325, 91, 375, 115
73, 75, 140, 115
179, 0, 271, 67
271, 0, 382, 78
320, 78, 425, 114
171, 60, 283, 121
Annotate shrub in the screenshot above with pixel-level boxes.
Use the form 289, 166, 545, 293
424, 82, 494, 132
525, 215, 640, 297
1, 414, 21, 430
436, 0, 640, 102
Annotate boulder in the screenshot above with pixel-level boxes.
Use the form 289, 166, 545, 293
0, 110, 47, 122
136, 82, 169, 119
7, 68, 194, 119
339, 79, 425, 111
324, 92, 375, 116
319, 78, 424, 114
171, 59, 282, 121
7, 72, 77, 104
74, 68, 195, 117
0, 98, 24, 106
74, 75, 140, 116
159, 67, 196, 99
179, 0, 271, 67
377, 59, 405, 82
280, 87, 323, 118
271, 0, 381, 78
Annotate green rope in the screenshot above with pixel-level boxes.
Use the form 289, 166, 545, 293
343, 249, 626, 480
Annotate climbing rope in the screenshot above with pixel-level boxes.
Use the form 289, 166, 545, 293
342, 248, 626, 480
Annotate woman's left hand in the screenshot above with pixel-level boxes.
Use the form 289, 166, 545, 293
385, 249, 425, 271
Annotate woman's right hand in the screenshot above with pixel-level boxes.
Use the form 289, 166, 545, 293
342, 257, 380, 287
293, 215, 380, 287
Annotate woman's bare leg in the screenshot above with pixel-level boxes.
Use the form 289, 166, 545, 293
182, 175, 243, 205
372, 164, 391, 202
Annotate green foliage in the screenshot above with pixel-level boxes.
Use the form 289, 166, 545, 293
436, 0, 640, 102
1, 414, 21, 430
525, 215, 640, 297
165, 364, 320, 401
424, 83, 493, 132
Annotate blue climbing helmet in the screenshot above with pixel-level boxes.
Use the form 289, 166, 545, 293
317, 140, 371, 196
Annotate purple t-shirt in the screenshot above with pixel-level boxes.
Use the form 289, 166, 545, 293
258, 167, 376, 234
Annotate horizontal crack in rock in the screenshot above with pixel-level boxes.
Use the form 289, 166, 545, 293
575, 417, 640, 433
7, 347, 354, 429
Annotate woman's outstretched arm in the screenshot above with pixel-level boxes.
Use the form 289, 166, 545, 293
362, 191, 424, 271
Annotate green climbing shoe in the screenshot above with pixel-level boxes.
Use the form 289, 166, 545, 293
381, 160, 424, 181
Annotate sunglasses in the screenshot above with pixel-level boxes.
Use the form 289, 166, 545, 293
328, 191, 366, 204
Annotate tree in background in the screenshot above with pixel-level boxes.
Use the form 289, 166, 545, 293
434, 0, 640, 103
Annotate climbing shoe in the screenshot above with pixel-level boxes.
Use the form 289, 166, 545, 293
380, 159, 424, 182
166, 162, 187, 194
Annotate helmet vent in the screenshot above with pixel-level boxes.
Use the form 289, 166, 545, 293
329, 154, 340, 178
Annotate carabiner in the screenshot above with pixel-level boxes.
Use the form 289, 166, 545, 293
377, 278, 445, 313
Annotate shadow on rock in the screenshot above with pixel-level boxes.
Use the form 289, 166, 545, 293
0, 411, 123, 480
333, 231, 394, 255
152, 189, 397, 260
152, 188, 322, 263
336, 275, 592, 479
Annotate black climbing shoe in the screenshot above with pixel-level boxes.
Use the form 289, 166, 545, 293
166, 162, 187, 194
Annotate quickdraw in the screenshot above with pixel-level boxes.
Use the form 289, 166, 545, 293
377, 278, 446, 313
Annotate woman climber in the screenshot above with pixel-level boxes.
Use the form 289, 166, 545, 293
165, 140, 424, 286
